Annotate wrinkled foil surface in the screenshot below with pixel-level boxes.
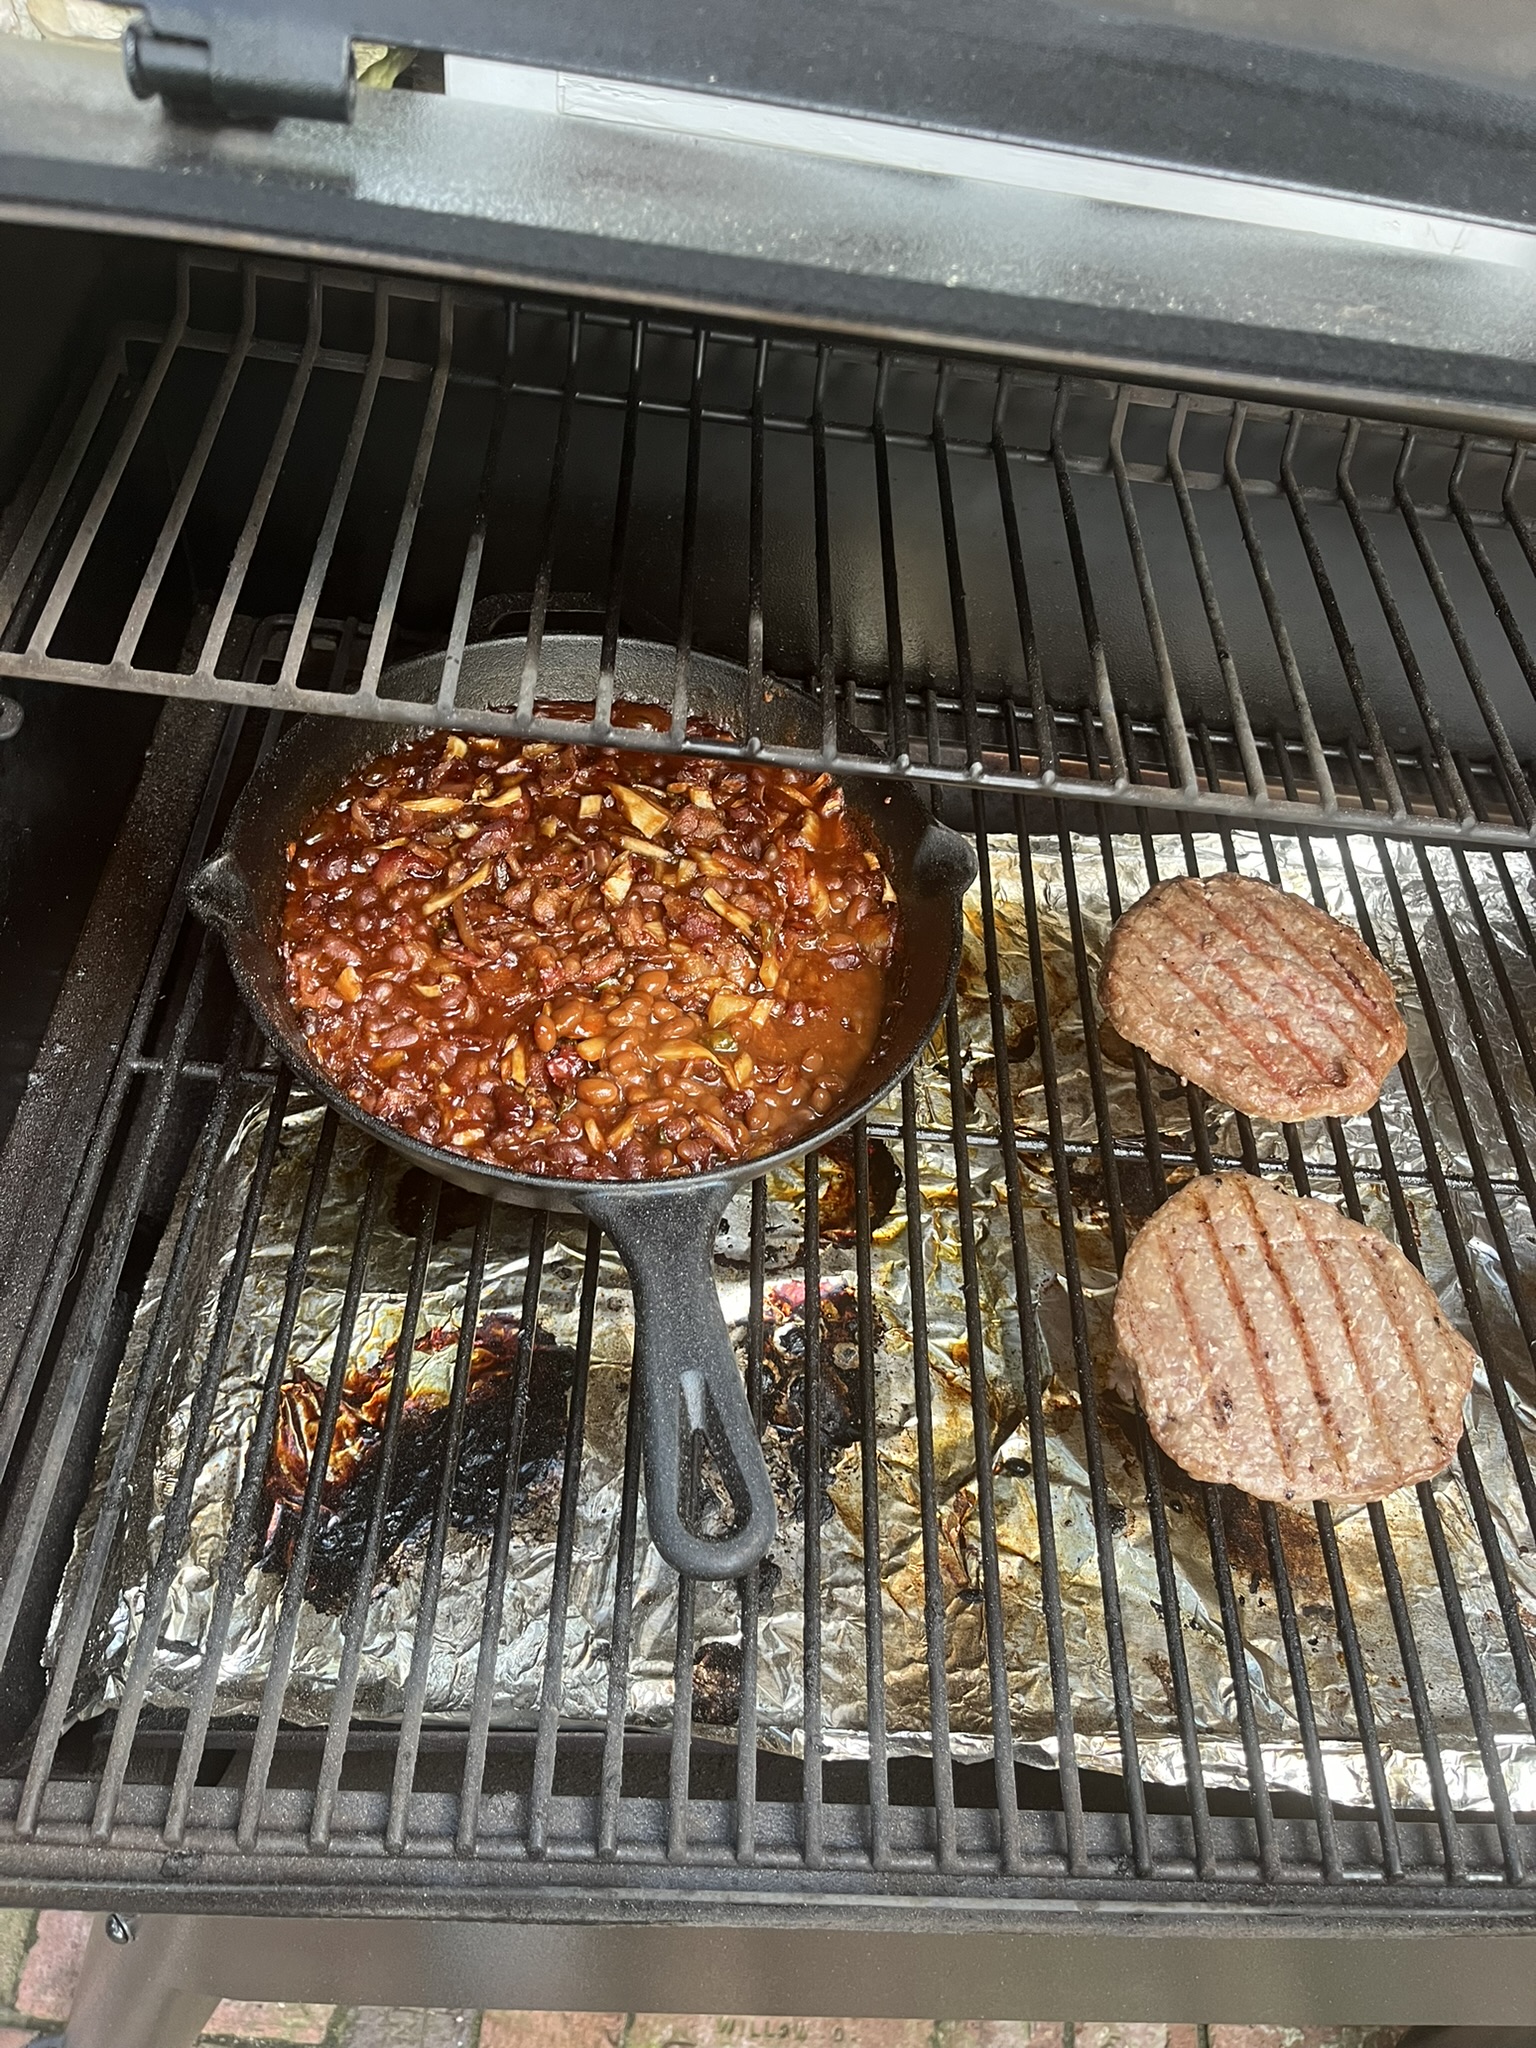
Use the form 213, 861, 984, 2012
53, 832, 1536, 1814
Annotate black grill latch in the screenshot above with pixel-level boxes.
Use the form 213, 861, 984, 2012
121, 1, 356, 123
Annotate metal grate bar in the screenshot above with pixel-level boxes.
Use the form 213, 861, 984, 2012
970, 802, 1087, 1876
163, 1110, 342, 1847
940, 996, 1023, 1872
437, 308, 518, 715
811, 348, 839, 762
850, 1121, 894, 1869
0, 712, 240, 1434
1367, 1495, 1466, 1881
1414, 1474, 1526, 1882
272, 281, 390, 697
597, 1312, 645, 1859
734, 1177, 768, 1865
385, 1201, 494, 1853
743, 338, 768, 753
524, 1221, 596, 1859
1278, 420, 1410, 822
86, 1056, 288, 1845
1166, 401, 1267, 803
1034, 800, 1154, 1877
0, 344, 127, 646
1109, 391, 1200, 802
1223, 409, 1338, 809
468, 1212, 577, 1843
0, 931, 217, 1669
14, 1023, 270, 1835
114, 267, 259, 671
1335, 425, 1476, 826
359, 294, 456, 702
1051, 391, 1128, 788
24, 261, 193, 658
1258, 1503, 1345, 1884
872, 360, 910, 769
1311, 1499, 1405, 1880
668, 1436, 702, 1861
993, 390, 1056, 784
312, 1179, 441, 1851
896, 1072, 960, 1871
594, 320, 646, 735
197, 277, 325, 679
237, 1151, 388, 1850
1394, 440, 1536, 827
1092, 791, 1219, 1877
800, 1153, 827, 1869
668, 330, 709, 742
1451, 1433, 1536, 1744
518, 310, 583, 723
932, 367, 984, 778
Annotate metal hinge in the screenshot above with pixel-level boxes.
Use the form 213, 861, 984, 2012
116, 0, 356, 122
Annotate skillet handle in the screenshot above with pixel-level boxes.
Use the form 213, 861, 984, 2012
581, 1181, 777, 1582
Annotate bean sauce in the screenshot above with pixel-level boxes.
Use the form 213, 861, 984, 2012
281, 705, 898, 1181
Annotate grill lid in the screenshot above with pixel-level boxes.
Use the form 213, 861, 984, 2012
84, 0, 1536, 237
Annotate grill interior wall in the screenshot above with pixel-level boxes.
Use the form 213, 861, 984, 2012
0, 241, 1533, 1911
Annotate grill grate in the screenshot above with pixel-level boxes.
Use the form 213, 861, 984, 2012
0, 633, 1534, 1917
2, 243, 1536, 1922
3, 252, 1536, 846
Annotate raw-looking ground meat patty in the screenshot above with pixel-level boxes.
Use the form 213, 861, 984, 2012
1099, 872, 1406, 1121
1113, 1173, 1476, 1505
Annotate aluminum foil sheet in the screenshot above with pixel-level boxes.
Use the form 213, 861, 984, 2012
52, 831, 1536, 1815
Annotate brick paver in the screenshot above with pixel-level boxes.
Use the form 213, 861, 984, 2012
480, 2013, 627, 2048
1077, 2031, 1172, 2048
0, 1915, 33, 2014
627, 2021, 936, 2048
933, 2027, 1036, 2048
333, 2009, 479, 2048
13, 1911, 90, 2022
0, 2027, 38, 2048
204, 1999, 336, 2042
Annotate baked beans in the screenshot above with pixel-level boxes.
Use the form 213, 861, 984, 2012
281, 705, 898, 1180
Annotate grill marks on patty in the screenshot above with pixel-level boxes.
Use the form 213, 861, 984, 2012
1099, 873, 1406, 1121
1114, 1175, 1475, 1505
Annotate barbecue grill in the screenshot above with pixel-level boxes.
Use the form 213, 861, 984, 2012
0, 8, 1535, 2041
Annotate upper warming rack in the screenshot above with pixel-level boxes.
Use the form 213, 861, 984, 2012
3, 251, 1536, 845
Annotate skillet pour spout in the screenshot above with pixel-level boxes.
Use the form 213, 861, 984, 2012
190, 636, 975, 1580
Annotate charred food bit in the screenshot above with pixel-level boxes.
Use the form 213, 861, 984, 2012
258, 1312, 574, 1609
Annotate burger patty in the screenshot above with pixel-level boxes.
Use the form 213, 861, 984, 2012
1113, 1174, 1476, 1505
1099, 872, 1406, 1121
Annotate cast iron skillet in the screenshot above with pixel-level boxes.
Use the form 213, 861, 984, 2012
191, 637, 976, 1581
